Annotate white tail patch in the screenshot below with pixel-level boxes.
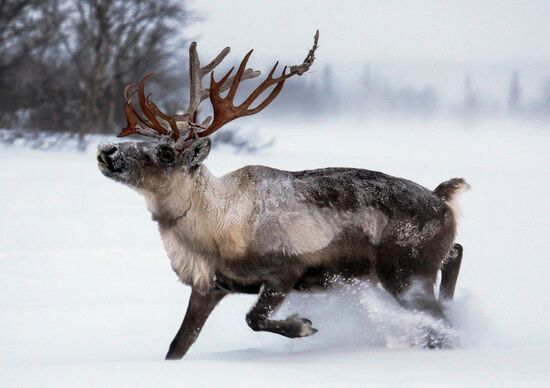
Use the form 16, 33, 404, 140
446, 181, 470, 221
434, 178, 470, 222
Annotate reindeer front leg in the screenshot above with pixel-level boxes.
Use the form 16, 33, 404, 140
165, 288, 227, 360
246, 278, 318, 338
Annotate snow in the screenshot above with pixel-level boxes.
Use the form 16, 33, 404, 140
1, 118, 549, 387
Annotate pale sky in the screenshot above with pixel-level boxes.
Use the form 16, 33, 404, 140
186, 0, 550, 65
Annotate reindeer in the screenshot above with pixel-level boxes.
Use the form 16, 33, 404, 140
97, 32, 467, 359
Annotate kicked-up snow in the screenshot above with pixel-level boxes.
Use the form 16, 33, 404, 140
1, 118, 549, 387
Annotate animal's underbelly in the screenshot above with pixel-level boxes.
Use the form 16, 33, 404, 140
294, 254, 375, 290
216, 252, 375, 294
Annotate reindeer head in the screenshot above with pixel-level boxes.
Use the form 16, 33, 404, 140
98, 32, 319, 193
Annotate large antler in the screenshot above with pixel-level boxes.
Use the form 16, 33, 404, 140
119, 45, 260, 140
183, 41, 262, 138
118, 30, 319, 142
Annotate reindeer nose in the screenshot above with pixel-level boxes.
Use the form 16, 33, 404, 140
97, 143, 118, 165
100, 143, 117, 155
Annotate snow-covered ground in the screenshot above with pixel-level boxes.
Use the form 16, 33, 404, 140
1, 118, 549, 387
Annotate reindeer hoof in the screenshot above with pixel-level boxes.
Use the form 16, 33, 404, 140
286, 314, 318, 337
165, 351, 184, 360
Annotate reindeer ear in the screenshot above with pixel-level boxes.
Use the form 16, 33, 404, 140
182, 138, 211, 167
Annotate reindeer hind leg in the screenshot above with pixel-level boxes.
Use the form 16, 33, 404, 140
375, 243, 452, 349
439, 243, 463, 302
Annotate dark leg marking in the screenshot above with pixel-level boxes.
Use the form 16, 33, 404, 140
393, 277, 451, 349
375, 251, 451, 349
165, 288, 227, 360
246, 279, 318, 338
214, 272, 262, 294
439, 243, 463, 302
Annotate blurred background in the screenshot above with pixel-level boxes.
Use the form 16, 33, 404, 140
2, 2, 550, 385
1, 0, 549, 148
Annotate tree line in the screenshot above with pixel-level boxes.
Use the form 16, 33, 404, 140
2, 2, 549, 138
0, 0, 189, 135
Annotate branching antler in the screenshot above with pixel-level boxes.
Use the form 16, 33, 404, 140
198, 52, 290, 138
196, 30, 319, 139
118, 30, 319, 143
119, 74, 181, 139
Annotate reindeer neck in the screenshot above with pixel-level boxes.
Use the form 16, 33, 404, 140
145, 165, 223, 228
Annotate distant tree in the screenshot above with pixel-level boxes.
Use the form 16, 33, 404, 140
321, 65, 334, 96
0, 0, 66, 126
542, 79, 550, 108
508, 70, 522, 112
357, 64, 372, 116
461, 72, 479, 117
463, 73, 476, 109
0, 0, 190, 134
318, 64, 339, 115
539, 79, 550, 118
361, 65, 372, 90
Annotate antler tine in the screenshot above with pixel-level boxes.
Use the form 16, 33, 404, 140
185, 43, 263, 127
145, 97, 181, 140
199, 68, 261, 102
119, 74, 177, 139
245, 66, 288, 115
186, 42, 204, 117
123, 83, 137, 100
226, 50, 254, 102
288, 29, 319, 76
240, 62, 290, 112
120, 81, 158, 138
186, 43, 231, 117
119, 100, 164, 139
201, 115, 213, 127
137, 73, 167, 135
200, 46, 231, 75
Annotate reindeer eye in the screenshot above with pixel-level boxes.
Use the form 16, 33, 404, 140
157, 146, 175, 164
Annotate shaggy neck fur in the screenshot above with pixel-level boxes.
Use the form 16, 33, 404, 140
145, 166, 219, 227
140, 165, 253, 290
